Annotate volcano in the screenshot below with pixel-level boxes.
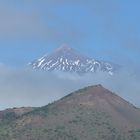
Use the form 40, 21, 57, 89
29, 44, 117, 75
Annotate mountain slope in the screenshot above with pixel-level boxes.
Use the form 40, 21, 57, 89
0, 107, 34, 125
29, 45, 117, 75
0, 85, 140, 140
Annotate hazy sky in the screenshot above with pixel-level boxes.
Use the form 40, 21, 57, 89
0, 66, 140, 110
0, 0, 139, 66
0, 1, 140, 110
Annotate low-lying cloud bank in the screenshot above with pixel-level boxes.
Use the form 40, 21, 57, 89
0, 65, 140, 110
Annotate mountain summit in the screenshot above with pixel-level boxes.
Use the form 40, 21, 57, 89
55, 44, 74, 52
30, 45, 116, 75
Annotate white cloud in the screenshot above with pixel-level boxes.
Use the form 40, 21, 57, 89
0, 65, 140, 110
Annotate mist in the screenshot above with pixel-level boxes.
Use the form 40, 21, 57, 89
0, 65, 140, 110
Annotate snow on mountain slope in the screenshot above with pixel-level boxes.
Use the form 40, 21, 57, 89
29, 45, 117, 75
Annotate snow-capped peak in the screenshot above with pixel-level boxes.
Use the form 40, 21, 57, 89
29, 45, 116, 75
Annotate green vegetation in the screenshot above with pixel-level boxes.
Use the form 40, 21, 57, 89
0, 85, 140, 140
0, 105, 127, 140
128, 129, 140, 140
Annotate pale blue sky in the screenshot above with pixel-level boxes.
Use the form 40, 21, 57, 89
0, 0, 140, 66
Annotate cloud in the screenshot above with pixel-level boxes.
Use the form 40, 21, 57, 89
0, 65, 140, 110
0, 1, 86, 42
0, 0, 121, 43
0, 0, 139, 51
0, 8, 47, 40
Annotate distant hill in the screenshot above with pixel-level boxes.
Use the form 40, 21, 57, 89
0, 85, 140, 140
29, 44, 118, 75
